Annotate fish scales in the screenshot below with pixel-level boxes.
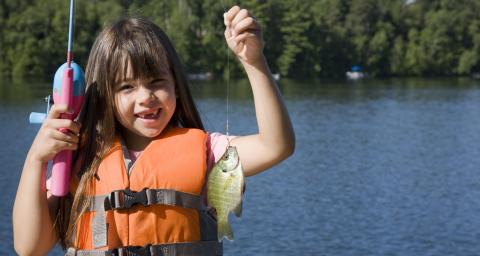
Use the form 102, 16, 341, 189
207, 146, 244, 241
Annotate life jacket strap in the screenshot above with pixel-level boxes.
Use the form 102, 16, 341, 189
66, 241, 223, 256
89, 188, 203, 211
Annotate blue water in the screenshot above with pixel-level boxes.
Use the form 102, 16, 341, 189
2, 78, 480, 255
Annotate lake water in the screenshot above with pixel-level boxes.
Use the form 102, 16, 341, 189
1, 78, 480, 255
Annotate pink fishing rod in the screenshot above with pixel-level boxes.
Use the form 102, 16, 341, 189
50, 0, 85, 196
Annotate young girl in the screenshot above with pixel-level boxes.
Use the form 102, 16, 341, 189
13, 6, 294, 255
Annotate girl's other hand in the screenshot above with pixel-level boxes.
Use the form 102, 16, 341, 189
224, 6, 263, 65
28, 104, 81, 163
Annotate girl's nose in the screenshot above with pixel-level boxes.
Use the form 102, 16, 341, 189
138, 87, 156, 106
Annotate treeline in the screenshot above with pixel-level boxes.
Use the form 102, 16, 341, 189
1, 0, 480, 80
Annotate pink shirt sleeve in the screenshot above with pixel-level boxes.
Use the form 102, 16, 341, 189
206, 132, 236, 171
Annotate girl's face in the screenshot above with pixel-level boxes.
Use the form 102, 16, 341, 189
114, 62, 176, 143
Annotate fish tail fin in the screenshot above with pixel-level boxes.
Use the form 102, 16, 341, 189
217, 217, 234, 241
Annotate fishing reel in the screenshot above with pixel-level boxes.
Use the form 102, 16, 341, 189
29, 62, 85, 124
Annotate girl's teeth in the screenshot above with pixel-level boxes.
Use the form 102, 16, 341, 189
139, 110, 158, 119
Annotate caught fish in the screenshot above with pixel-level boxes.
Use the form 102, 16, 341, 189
207, 146, 245, 241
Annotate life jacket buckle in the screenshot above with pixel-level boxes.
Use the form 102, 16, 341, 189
110, 188, 148, 210
110, 244, 152, 256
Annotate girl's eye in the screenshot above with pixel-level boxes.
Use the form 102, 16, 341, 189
150, 78, 169, 88
118, 84, 134, 91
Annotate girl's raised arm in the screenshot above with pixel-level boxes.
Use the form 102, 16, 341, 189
13, 104, 80, 255
224, 6, 295, 176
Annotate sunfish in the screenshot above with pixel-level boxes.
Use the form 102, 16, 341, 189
207, 146, 245, 241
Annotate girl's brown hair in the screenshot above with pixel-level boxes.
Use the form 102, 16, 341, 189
55, 17, 204, 249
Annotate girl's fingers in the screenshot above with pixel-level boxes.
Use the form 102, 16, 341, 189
52, 139, 78, 151
51, 130, 79, 151
224, 6, 241, 26
47, 119, 81, 134
223, 6, 263, 62
233, 31, 258, 45
231, 9, 250, 34
47, 104, 72, 119
224, 23, 233, 39
30, 110, 80, 162
51, 129, 79, 144
232, 17, 259, 36
35, 128, 78, 159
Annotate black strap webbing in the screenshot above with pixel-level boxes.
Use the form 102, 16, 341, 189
89, 188, 203, 211
66, 241, 223, 256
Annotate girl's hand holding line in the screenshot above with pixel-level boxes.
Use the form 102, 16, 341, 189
224, 6, 263, 65
28, 104, 80, 164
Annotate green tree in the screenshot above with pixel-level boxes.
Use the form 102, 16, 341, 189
4, 0, 67, 79
2, 0, 480, 79
275, 0, 312, 77
458, 19, 480, 74
309, 0, 351, 77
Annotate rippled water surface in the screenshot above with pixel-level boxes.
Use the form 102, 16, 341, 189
1, 78, 480, 255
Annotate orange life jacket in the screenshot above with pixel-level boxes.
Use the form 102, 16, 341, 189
67, 127, 221, 255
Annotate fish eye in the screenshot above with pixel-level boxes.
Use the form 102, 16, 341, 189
222, 168, 227, 173
224, 154, 229, 160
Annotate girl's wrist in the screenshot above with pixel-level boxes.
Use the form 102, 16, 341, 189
241, 55, 267, 70
25, 152, 47, 169
241, 55, 271, 75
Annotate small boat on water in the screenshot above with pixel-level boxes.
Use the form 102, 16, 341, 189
188, 72, 213, 81
346, 65, 366, 80
272, 73, 280, 81
471, 72, 480, 79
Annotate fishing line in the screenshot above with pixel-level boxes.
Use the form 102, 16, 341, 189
220, 0, 232, 139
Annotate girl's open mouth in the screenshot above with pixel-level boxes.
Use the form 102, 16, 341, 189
136, 109, 160, 120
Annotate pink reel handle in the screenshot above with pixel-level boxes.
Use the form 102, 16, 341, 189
51, 151, 73, 196
51, 68, 74, 196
